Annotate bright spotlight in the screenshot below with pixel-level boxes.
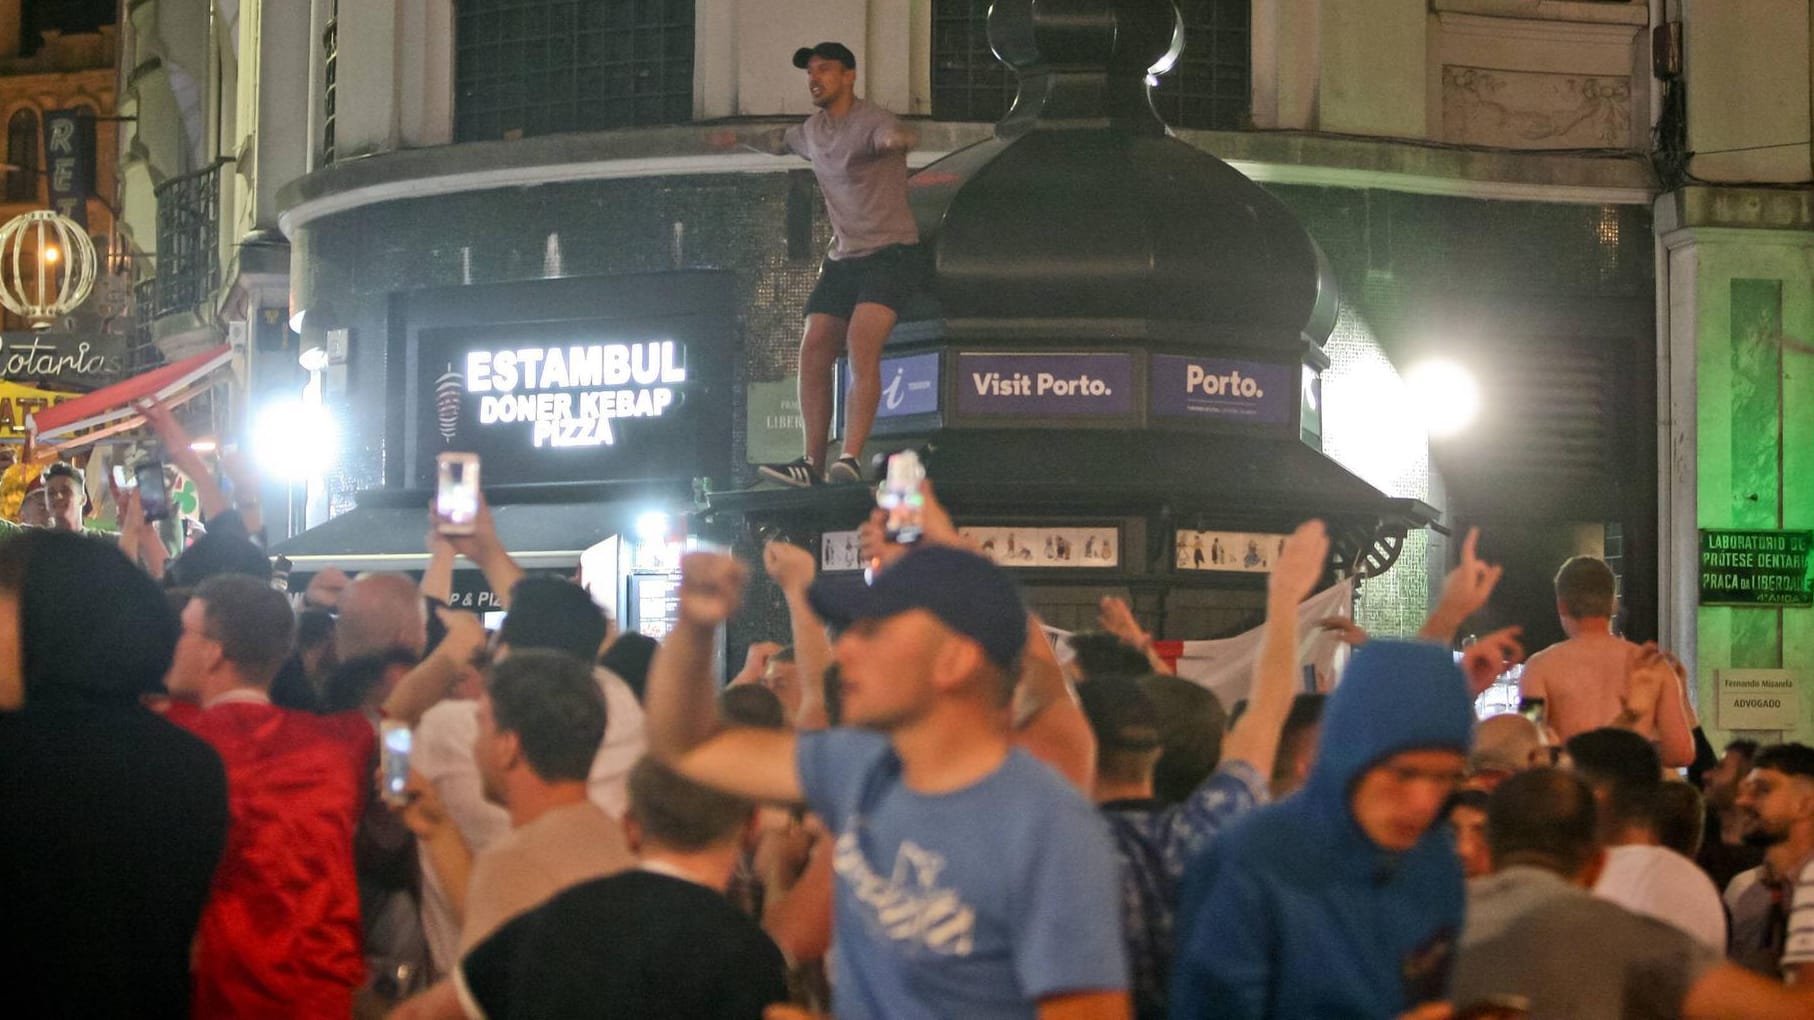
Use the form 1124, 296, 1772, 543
252, 399, 337, 480
1405, 360, 1480, 437
634, 511, 670, 544
42, 245, 59, 264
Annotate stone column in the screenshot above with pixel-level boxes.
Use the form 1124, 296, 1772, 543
1656, 186, 1814, 745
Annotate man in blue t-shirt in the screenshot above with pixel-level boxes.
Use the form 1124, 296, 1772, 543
645, 543, 1130, 1019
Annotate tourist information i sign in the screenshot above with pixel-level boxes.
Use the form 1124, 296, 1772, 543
1698, 530, 1813, 607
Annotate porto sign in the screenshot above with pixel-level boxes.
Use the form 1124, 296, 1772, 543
1151, 355, 1293, 425
956, 352, 1135, 419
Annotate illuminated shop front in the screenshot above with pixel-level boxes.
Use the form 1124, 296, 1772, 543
274, 271, 733, 631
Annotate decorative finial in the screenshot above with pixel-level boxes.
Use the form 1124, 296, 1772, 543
987, 0, 1183, 138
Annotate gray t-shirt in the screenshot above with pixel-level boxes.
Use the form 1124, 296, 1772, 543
785, 99, 919, 260
1452, 866, 1720, 1020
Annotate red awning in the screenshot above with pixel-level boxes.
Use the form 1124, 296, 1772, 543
28, 345, 235, 446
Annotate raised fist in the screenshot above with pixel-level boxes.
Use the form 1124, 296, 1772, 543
678, 551, 748, 628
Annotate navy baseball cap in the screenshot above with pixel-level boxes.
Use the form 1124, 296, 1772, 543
794, 41, 856, 71
808, 546, 1026, 671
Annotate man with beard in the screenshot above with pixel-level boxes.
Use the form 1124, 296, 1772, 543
1699, 739, 1764, 892
1724, 744, 1814, 976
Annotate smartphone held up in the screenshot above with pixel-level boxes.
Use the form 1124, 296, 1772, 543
379, 721, 413, 806
877, 450, 925, 545
435, 452, 480, 536
136, 461, 172, 522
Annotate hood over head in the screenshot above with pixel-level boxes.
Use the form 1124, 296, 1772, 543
2, 530, 179, 706
1304, 640, 1475, 852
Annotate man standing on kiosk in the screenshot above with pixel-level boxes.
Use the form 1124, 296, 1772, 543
755, 41, 922, 488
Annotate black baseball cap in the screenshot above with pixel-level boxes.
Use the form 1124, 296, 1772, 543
794, 42, 856, 71
808, 546, 1026, 672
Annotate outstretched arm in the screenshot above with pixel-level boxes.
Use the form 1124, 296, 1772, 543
645, 552, 803, 803
1097, 596, 1174, 677
1015, 615, 1096, 794
1220, 520, 1328, 779
1417, 528, 1503, 645
765, 539, 832, 730
442, 493, 524, 609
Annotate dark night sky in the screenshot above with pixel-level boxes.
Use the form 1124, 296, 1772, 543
21, 0, 116, 51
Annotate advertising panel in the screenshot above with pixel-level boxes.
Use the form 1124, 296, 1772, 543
955, 352, 1135, 419
1150, 354, 1294, 425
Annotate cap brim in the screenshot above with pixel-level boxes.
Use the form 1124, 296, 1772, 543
807, 574, 910, 630
792, 47, 815, 69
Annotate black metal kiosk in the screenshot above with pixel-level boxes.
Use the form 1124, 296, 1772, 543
703, 0, 1434, 650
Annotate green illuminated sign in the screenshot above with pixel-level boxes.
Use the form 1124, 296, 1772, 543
1699, 530, 1813, 607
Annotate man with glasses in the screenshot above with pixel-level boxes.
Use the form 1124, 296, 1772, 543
1171, 641, 1478, 1019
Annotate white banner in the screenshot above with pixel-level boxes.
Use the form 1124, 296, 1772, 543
1170, 578, 1355, 707
1048, 578, 1356, 708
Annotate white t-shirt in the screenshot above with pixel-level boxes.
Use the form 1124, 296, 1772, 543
1778, 857, 1814, 970
1594, 844, 1728, 953
410, 666, 647, 977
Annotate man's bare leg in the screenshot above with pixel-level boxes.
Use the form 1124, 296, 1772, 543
838, 301, 899, 468
797, 312, 850, 474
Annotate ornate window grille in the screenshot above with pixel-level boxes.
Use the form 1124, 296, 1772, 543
153, 163, 221, 318
930, 0, 1250, 130
454, 0, 695, 142
1151, 0, 1251, 131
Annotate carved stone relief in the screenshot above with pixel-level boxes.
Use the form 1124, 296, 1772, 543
1441, 66, 1633, 148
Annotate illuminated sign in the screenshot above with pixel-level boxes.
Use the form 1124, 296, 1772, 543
1151, 355, 1294, 425
451, 341, 687, 450
0, 336, 118, 379
955, 352, 1135, 418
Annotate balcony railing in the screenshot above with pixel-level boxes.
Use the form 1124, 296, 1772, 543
153, 162, 221, 318
127, 276, 164, 372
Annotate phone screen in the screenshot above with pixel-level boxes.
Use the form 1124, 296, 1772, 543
878, 452, 924, 544
111, 464, 137, 491
380, 722, 412, 804
436, 454, 480, 536
136, 462, 171, 521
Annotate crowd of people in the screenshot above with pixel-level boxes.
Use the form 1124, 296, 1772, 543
6, 41, 1814, 1020
6, 423, 1814, 1020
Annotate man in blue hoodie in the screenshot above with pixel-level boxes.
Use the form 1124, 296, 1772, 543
1170, 639, 1477, 1019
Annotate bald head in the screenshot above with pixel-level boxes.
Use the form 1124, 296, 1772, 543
336, 573, 427, 661
1471, 713, 1546, 777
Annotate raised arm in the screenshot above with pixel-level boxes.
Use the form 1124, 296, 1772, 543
1097, 596, 1174, 677
421, 527, 457, 605
1220, 520, 1328, 779
1014, 614, 1096, 794
382, 606, 487, 726
1417, 528, 1503, 645
645, 551, 803, 803
442, 492, 524, 609
137, 396, 230, 521
765, 539, 832, 730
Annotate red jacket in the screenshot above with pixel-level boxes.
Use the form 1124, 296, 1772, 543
170, 699, 374, 1018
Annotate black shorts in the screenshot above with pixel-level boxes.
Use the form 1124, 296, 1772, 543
804, 244, 925, 320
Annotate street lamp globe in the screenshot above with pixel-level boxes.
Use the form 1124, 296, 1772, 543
0, 210, 97, 330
